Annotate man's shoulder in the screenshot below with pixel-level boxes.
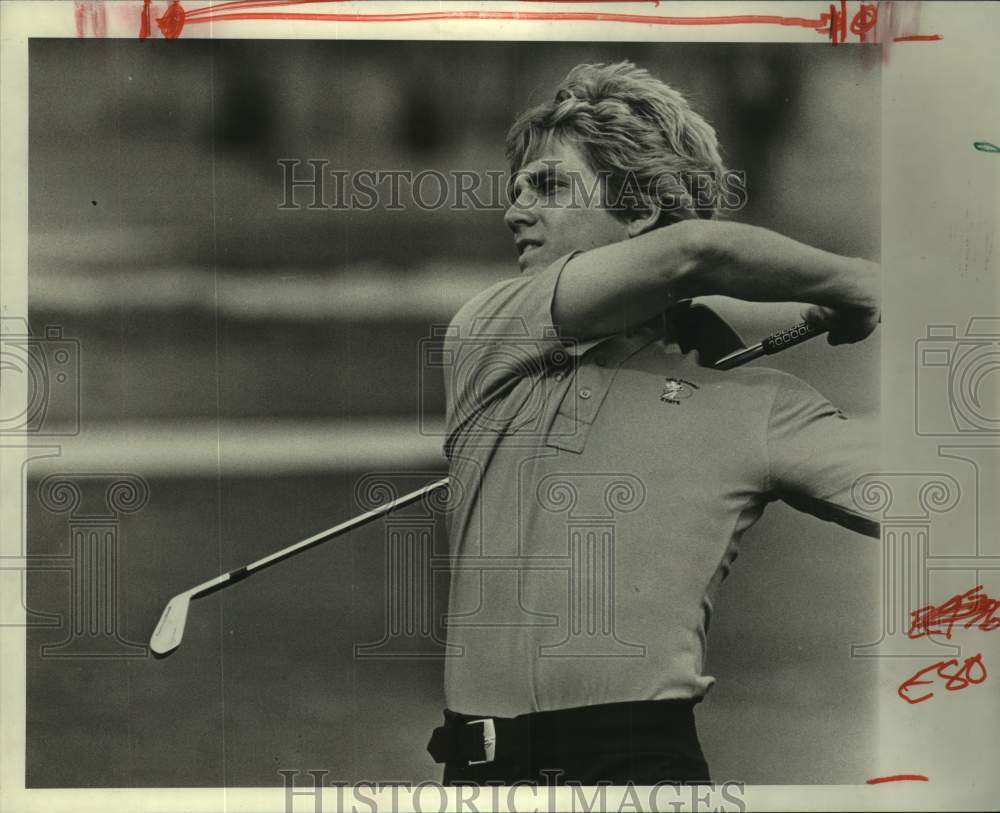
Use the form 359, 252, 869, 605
738, 366, 851, 428
446, 254, 580, 346
658, 357, 825, 427
720, 365, 810, 390
447, 274, 526, 335
706, 365, 828, 406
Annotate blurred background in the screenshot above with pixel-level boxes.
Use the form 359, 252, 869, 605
25, 39, 880, 786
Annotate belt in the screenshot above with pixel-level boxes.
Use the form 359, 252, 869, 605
426, 698, 699, 767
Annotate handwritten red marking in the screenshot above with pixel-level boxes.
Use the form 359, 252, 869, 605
158, 0, 187, 39
75, 0, 107, 38
908, 585, 1000, 640
824, 0, 848, 45
184, 0, 341, 15
897, 653, 987, 705
92, 1, 107, 36
183, 0, 669, 14
134, 1, 940, 45
133, 2, 844, 41
139, 0, 152, 40
850, 3, 877, 42
878, 1, 943, 63
866, 774, 929, 785
179, 11, 833, 27
180, 0, 661, 20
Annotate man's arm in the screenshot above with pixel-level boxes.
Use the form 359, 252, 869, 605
551, 219, 880, 344
766, 372, 880, 538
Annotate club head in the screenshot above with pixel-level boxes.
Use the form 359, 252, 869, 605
150, 592, 192, 658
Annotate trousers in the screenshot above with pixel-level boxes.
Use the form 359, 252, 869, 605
427, 698, 711, 785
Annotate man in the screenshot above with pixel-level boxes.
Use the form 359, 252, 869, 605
426, 61, 880, 785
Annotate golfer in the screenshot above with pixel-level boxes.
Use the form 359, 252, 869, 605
426, 61, 880, 785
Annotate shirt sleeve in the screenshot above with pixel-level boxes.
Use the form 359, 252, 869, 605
766, 371, 881, 539
442, 252, 579, 453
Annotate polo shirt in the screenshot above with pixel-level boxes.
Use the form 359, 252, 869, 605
440, 251, 880, 718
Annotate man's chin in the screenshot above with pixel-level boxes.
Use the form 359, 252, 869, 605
517, 249, 553, 274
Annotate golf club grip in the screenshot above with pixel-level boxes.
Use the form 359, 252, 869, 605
242, 476, 451, 576
761, 322, 823, 354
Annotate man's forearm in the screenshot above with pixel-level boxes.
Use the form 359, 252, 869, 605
551, 219, 879, 341
679, 220, 878, 312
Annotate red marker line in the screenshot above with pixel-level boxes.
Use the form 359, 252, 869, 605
181, 0, 716, 17
866, 774, 929, 785
183, 0, 344, 18
176, 10, 832, 31
140, 1, 941, 44
185, 0, 660, 10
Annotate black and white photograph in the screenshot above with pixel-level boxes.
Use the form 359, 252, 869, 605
1, 2, 998, 811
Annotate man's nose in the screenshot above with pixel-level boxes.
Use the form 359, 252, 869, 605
504, 188, 538, 232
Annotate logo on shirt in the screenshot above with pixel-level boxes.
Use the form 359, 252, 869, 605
660, 377, 699, 404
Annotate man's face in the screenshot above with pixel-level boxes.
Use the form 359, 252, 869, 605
504, 137, 630, 274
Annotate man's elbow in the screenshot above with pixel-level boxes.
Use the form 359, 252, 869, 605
653, 218, 729, 299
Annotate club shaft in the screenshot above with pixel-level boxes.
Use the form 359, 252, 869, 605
714, 344, 765, 370
214, 477, 450, 588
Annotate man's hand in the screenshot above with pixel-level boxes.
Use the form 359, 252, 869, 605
801, 304, 881, 345
679, 223, 882, 347
800, 259, 881, 345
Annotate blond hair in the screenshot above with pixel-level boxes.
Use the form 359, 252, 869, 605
506, 61, 730, 224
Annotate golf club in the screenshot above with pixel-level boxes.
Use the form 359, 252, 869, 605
151, 321, 834, 657
150, 476, 451, 658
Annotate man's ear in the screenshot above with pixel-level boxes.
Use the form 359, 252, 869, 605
625, 207, 661, 238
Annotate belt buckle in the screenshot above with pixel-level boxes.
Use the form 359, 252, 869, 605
465, 718, 496, 766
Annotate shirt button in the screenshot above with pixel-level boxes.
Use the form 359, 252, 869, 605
554, 372, 565, 382
579, 388, 592, 399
